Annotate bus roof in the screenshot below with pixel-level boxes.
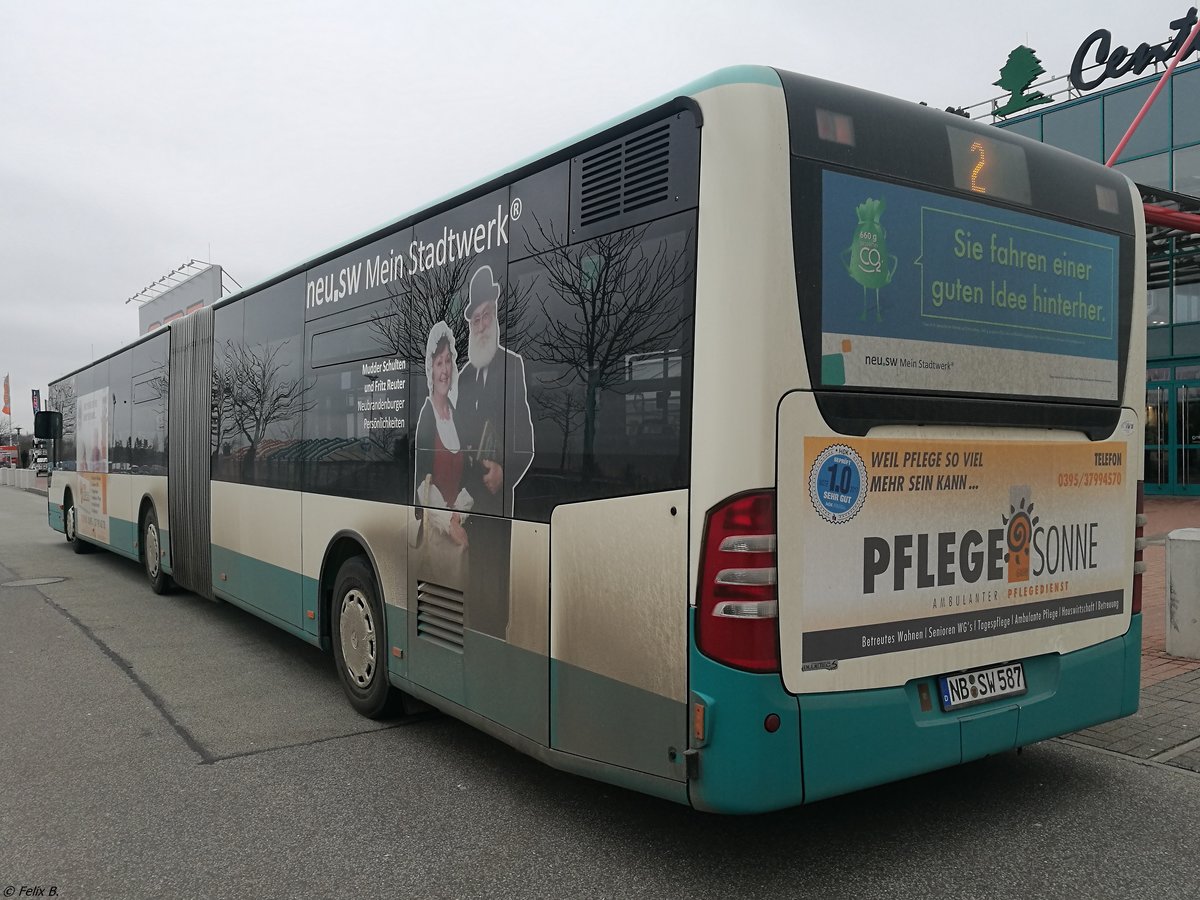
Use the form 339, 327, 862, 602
212, 65, 782, 310
53, 65, 781, 387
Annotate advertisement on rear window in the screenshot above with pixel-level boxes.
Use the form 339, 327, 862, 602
793, 435, 1129, 673
820, 170, 1120, 401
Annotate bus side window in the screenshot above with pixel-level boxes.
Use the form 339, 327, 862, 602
510, 211, 696, 522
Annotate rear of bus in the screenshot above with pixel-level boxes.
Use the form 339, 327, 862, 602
686, 69, 1143, 812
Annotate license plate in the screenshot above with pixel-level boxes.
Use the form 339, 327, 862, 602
938, 663, 1026, 711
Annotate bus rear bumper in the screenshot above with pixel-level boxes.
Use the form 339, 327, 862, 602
687, 614, 1141, 812
799, 614, 1142, 803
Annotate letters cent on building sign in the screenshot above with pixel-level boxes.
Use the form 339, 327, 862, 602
1070, 7, 1200, 92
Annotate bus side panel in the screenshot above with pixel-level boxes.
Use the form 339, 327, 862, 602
211, 481, 303, 628
105, 472, 138, 560
405, 512, 549, 745
549, 490, 688, 783
462, 519, 549, 745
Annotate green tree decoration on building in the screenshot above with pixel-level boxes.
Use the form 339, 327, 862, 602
993, 46, 1053, 118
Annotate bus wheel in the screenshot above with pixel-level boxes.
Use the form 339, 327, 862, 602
332, 556, 392, 718
64, 497, 90, 554
142, 507, 173, 595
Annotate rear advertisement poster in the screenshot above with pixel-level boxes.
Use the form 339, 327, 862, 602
792, 435, 1131, 680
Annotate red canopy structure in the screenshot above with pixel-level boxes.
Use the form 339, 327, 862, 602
1144, 203, 1200, 232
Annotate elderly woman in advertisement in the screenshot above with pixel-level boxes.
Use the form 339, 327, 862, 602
413, 321, 473, 581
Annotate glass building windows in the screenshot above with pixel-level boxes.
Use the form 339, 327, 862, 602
1040, 102, 1102, 162
1176, 277, 1200, 325
1174, 144, 1200, 197
1115, 152, 1170, 191
1105, 83, 1170, 162
1001, 117, 1041, 141
1174, 66, 1200, 146
1149, 286, 1171, 325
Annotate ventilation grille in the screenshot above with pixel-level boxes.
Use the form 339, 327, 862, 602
579, 122, 671, 228
417, 581, 465, 652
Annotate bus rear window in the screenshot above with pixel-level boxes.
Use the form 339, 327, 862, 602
818, 169, 1121, 403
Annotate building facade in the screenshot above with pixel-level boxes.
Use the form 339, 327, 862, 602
997, 61, 1200, 494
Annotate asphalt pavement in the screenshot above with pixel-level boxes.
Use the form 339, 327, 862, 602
3, 484, 1200, 900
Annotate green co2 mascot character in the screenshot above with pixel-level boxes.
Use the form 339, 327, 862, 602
842, 198, 898, 321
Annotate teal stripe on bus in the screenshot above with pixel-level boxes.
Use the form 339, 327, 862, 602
211, 544, 307, 637
399, 626, 548, 745
385, 605, 408, 679
48, 503, 64, 534
109, 517, 139, 561
303, 576, 321, 638
549, 659, 684, 782
468, 632, 547, 746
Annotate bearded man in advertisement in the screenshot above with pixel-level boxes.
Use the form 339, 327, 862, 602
456, 263, 535, 517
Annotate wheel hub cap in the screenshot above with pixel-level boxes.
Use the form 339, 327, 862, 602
146, 524, 160, 578
339, 589, 375, 687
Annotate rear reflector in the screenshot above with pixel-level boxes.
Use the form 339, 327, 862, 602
696, 491, 779, 673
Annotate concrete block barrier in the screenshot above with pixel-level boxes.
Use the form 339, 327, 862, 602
1167, 528, 1200, 660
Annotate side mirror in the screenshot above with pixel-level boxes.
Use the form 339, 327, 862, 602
34, 410, 62, 440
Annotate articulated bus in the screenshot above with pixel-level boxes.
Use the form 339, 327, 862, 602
38, 67, 1145, 813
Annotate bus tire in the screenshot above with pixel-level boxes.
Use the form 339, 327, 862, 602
331, 556, 393, 718
142, 506, 173, 595
64, 495, 90, 554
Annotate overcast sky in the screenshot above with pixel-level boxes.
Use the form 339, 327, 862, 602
0, 0, 1187, 430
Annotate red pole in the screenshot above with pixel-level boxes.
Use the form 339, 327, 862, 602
1106, 18, 1200, 167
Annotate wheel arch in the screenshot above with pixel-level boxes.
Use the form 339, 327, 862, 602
319, 530, 386, 645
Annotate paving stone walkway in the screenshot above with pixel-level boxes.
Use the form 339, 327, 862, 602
1067, 495, 1200, 760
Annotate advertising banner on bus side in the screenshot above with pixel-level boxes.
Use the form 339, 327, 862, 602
76, 387, 110, 543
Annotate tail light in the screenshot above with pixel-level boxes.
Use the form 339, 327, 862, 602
696, 491, 779, 673
1133, 480, 1145, 615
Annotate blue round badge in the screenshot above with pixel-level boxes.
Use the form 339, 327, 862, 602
808, 444, 867, 524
